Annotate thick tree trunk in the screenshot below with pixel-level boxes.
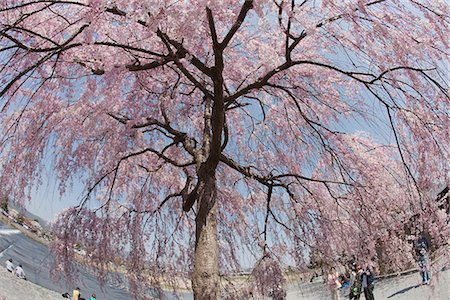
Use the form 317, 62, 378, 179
192, 176, 219, 300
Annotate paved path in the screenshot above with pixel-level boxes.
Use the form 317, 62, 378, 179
286, 253, 449, 300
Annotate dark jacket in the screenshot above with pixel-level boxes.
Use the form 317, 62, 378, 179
362, 268, 374, 286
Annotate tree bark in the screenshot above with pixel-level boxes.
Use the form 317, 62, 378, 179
192, 175, 219, 300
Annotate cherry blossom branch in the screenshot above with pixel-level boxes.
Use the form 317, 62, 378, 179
13, 27, 60, 48
0, 0, 86, 12
274, 0, 307, 61
106, 113, 200, 162
1, 9, 211, 79
157, 29, 214, 100
84, 146, 193, 214
76, 169, 117, 211
206, 7, 219, 51
227, 59, 443, 103
269, 208, 313, 247
103, 4, 215, 78
93, 41, 164, 58
266, 83, 341, 134
126, 192, 183, 216
262, 185, 273, 253
220, 0, 253, 50
155, 33, 212, 77
0, 45, 84, 111
385, 104, 424, 208
220, 154, 352, 186
261, 177, 315, 251
316, 0, 387, 28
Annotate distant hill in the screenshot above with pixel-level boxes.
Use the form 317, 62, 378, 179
7, 202, 49, 230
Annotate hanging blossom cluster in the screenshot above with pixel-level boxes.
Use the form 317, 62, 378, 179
0, 0, 448, 297
251, 256, 286, 299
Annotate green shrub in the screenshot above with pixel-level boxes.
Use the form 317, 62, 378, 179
0, 197, 8, 213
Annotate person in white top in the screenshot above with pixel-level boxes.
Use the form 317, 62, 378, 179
14, 264, 26, 280
5, 258, 14, 272
327, 267, 342, 300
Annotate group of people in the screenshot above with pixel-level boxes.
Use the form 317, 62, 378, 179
327, 263, 375, 300
4, 234, 433, 300
5, 258, 26, 280
6, 258, 98, 300
326, 233, 433, 300
348, 264, 375, 300
62, 287, 97, 300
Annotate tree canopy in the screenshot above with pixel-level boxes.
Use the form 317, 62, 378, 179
0, 0, 448, 298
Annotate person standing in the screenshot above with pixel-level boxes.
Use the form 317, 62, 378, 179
5, 258, 14, 273
89, 294, 97, 300
361, 265, 375, 300
416, 235, 431, 285
72, 287, 81, 300
348, 264, 362, 300
328, 267, 342, 300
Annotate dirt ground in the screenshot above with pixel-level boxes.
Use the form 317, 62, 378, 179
0, 267, 62, 300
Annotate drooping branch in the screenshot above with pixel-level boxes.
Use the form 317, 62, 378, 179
82, 145, 194, 214
316, 0, 387, 28
266, 83, 341, 135
227, 59, 443, 104
385, 104, 424, 208
126, 192, 183, 217
262, 185, 273, 253
0, 23, 89, 105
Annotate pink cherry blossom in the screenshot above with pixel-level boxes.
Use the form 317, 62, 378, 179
0, 1, 448, 299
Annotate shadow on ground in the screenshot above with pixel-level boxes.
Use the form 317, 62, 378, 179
387, 284, 421, 298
